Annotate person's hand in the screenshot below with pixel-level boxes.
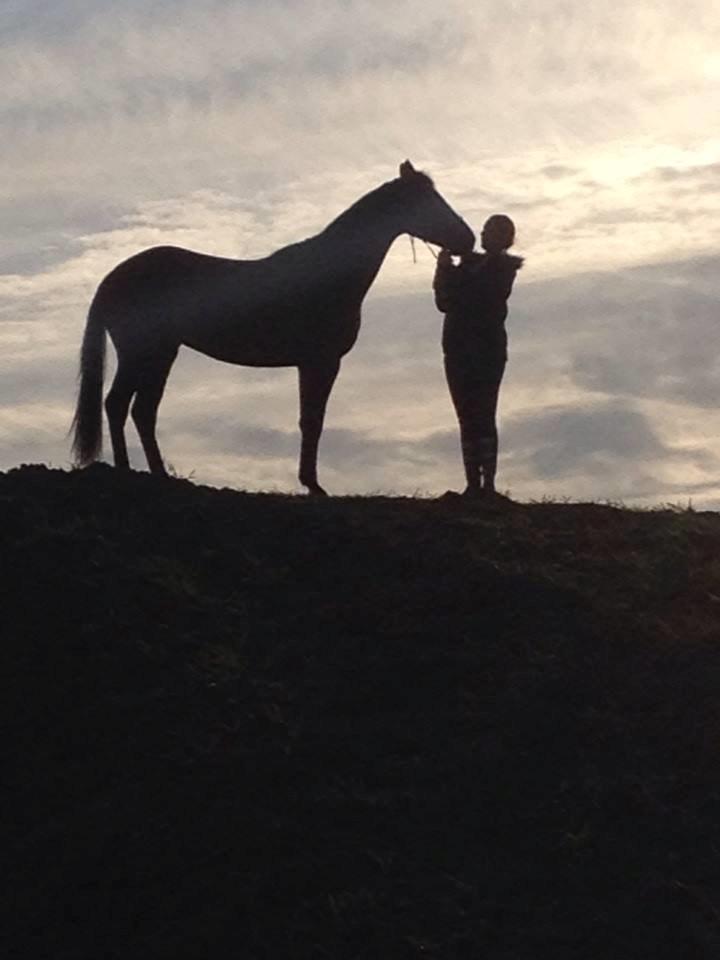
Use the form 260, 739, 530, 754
437, 248, 453, 266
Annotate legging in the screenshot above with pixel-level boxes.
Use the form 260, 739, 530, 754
444, 352, 506, 488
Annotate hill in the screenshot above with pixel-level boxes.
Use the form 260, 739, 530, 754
2, 464, 719, 959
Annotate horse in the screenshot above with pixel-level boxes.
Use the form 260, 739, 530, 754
71, 160, 475, 494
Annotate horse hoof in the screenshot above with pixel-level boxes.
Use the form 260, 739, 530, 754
307, 484, 328, 497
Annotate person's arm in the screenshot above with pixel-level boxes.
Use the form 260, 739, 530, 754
492, 265, 516, 302
433, 249, 460, 313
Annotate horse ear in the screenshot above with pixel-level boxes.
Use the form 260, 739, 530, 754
399, 160, 416, 180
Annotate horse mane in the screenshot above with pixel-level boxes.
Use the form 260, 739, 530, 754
323, 170, 436, 235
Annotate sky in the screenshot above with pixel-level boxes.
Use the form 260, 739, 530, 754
2, 0, 719, 505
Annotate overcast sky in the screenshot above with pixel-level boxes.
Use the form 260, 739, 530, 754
2, 0, 719, 505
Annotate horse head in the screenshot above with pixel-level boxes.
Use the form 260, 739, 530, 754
395, 160, 475, 255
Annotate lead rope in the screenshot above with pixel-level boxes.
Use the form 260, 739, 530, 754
409, 236, 440, 263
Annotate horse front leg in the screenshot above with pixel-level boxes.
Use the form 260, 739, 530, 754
297, 358, 340, 496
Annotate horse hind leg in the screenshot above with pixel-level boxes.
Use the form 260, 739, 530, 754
105, 360, 137, 470
130, 349, 178, 476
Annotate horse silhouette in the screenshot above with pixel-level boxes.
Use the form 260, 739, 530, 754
71, 161, 474, 494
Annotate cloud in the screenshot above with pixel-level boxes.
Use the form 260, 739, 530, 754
558, 256, 720, 410
645, 160, 720, 191
498, 398, 720, 506
2, 1, 718, 297
541, 165, 581, 180
504, 402, 669, 471
2, 1, 720, 505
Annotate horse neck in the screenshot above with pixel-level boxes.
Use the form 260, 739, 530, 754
319, 188, 403, 283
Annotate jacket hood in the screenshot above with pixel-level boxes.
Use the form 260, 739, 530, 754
506, 253, 524, 270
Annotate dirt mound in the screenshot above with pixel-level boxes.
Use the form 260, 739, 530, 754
2, 464, 719, 958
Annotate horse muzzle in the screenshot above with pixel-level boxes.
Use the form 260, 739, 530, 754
448, 222, 476, 255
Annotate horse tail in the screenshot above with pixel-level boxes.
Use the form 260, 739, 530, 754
71, 298, 107, 466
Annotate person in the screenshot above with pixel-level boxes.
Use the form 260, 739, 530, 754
433, 214, 523, 498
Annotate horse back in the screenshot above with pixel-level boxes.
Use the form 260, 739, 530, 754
94, 244, 364, 366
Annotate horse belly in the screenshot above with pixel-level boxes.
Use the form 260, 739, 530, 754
181, 307, 361, 368
180, 312, 306, 367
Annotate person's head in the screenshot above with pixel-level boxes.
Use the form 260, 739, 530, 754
481, 214, 515, 253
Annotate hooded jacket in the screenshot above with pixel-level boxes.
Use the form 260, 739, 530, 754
433, 251, 523, 361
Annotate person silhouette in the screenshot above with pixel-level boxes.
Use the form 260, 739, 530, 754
433, 214, 523, 498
